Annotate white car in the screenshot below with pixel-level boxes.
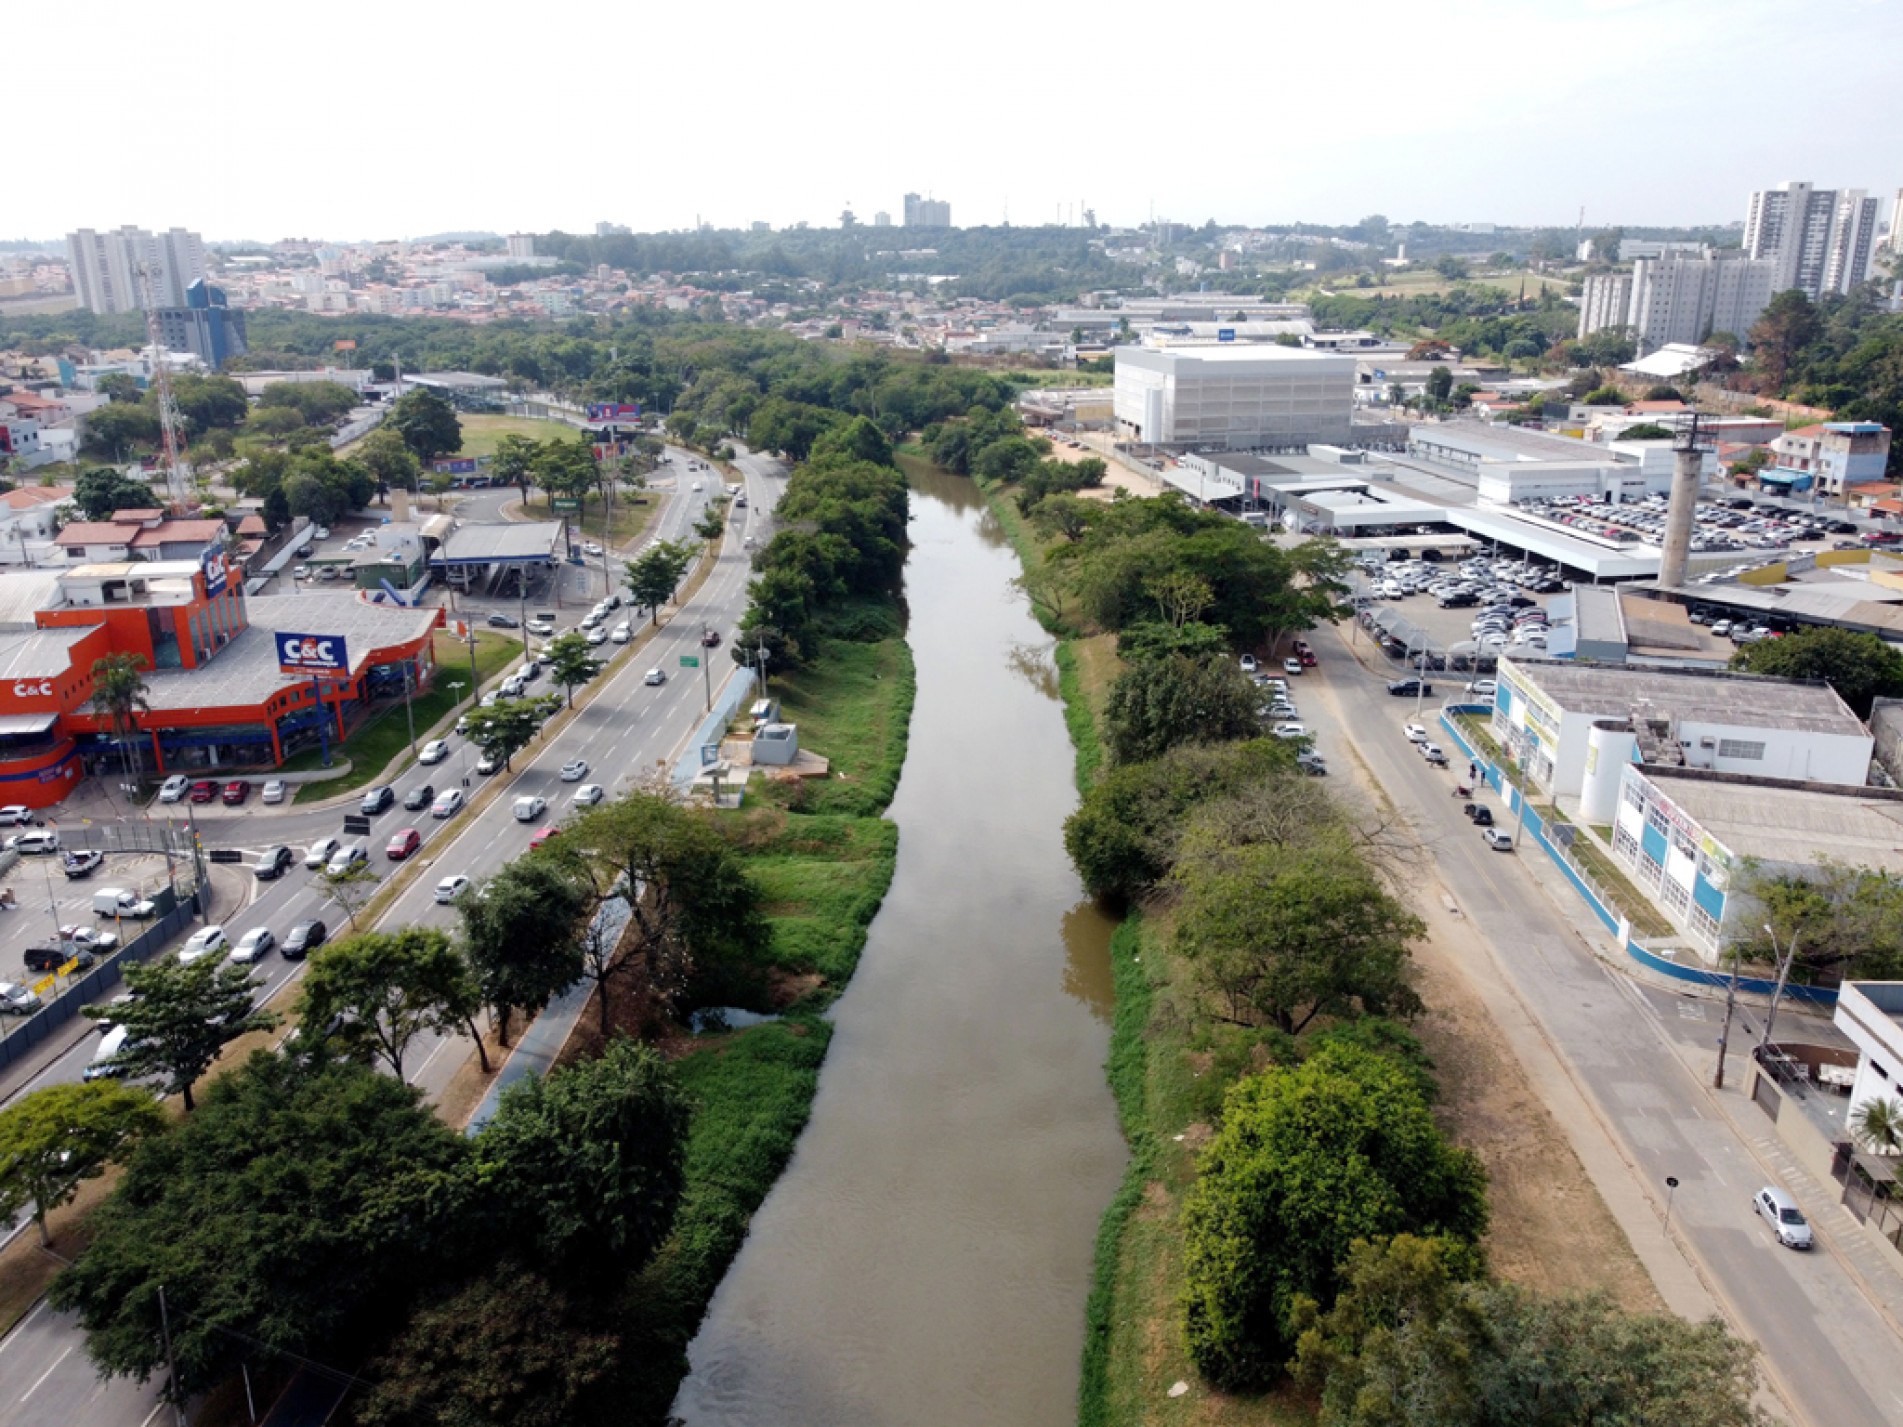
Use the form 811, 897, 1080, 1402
611, 621, 632, 644
434, 874, 472, 905
0, 981, 42, 1016
692, 481, 704, 492
261, 780, 288, 804
419, 739, 449, 765
644, 668, 666, 686
1465, 679, 1497, 696
231, 927, 275, 964
179, 925, 229, 965
312, 526, 331, 540
526, 619, 555, 637
59, 925, 120, 953
292, 565, 311, 581
573, 783, 605, 807
325, 844, 367, 877
513, 795, 547, 823
1239, 654, 1258, 673
1404, 723, 1428, 743
431, 788, 466, 819
158, 775, 190, 804
305, 836, 342, 869
583, 541, 604, 556
1272, 722, 1308, 740
586, 627, 609, 646
560, 760, 588, 782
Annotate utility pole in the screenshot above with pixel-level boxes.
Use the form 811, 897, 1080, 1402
1714, 950, 1741, 1089
401, 661, 417, 757
1759, 924, 1800, 1052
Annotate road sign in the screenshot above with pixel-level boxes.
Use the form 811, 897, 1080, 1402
552, 498, 581, 513
208, 849, 244, 864
679, 655, 699, 668
342, 815, 372, 836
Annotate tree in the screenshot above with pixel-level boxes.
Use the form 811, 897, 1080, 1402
168, 374, 249, 433
1729, 625, 1903, 718
97, 372, 143, 404
0, 1081, 164, 1247
1733, 859, 1903, 985
388, 388, 463, 466
1619, 421, 1676, 440
357, 426, 422, 498
473, 1037, 688, 1276
491, 434, 540, 500
79, 958, 278, 1112
1170, 831, 1425, 1034
50, 1053, 474, 1397
80, 403, 162, 459
89, 652, 151, 786
1582, 385, 1626, 405
459, 858, 589, 1044
315, 859, 382, 932
542, 631, 601, 708
1292, 1236, 1765, 1427
356, 1263, 621, 1427
298, 928, 482, 1081
533, 438, 598, 510
623, 538, 696, 625
1425, 365, 1453, 404
1749, 288, 1821, 392
1852, 1095, 1903, 1157
73, 467, 156, 519
1103, 652, 1261, 765
564, 792, 766, 1024
1179, 1043, 1488, 1388
461, 696, 557, 772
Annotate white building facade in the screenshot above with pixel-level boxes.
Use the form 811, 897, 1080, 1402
1745, 181, 1880, 298
1626, 251, 1777, 349
1113, 345, 1354, 449
64, 226, 207, 313
1834, 983, 1903, 1126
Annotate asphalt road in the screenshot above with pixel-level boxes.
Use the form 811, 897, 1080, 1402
1301, 628, 1903, 1427
0, 448, 786, 1427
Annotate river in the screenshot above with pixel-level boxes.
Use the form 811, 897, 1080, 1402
670, 464, 1126, 1426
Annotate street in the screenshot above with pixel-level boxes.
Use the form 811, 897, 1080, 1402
0, 447, 786, 1427
1305, 627, 1903, 1427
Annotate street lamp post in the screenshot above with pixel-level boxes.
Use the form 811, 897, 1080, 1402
1759, 923, 1801, 1053
1714, 947, 1742, 1089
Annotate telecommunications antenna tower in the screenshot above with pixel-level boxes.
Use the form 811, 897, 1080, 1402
138, 262, 190, 509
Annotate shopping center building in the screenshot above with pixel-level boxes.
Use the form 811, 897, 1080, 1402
0, 550, 442, 806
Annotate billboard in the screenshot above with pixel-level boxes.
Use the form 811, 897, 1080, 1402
587, 402, 641, 423
432, 457, 479, 474
201, 544, 227, 598
1217, 328, 1236, 342
277, 632, 350, 676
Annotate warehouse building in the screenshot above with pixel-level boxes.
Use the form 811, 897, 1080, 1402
1113, 345, 1354, 450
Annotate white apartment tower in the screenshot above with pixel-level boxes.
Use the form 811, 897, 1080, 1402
1744, 181, 1880, 297
1577, 252, 1776, 350
1577, 273, 1632, 339
64, 226, 207, 314
506, 233, 536, 259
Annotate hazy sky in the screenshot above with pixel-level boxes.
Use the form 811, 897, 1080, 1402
26, 0, 1901, 242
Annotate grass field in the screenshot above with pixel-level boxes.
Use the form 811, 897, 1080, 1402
753, 634, 917, 818
284, 630, 520, 800
516, 488, 668, 551
1304, 268, 1572, 301
452, 412, 573, 460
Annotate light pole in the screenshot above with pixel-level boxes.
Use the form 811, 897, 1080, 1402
1759, 923, 1800, 1053
1663, 1175, 1680, 1233
1510, 739, 1532, 849
447, 680, 469, 790
1714, 946, 1741, 1089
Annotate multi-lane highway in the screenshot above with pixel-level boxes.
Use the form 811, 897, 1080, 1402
0, 448, 786, 1427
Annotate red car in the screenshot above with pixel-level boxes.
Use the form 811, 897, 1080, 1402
221, 780, 251, 806
700, 629, 722, 648
1299, 650, 1318, 667
385, 827, 422, 861
529, 825, 559, 851
188, 779, 219, 804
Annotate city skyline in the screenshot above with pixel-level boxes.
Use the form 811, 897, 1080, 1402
18, 0, 1902, 243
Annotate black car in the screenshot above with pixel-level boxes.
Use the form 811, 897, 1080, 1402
403, 784, 435, 811
1464, 804, 1494, 826
254, 845, 295, 881
360, 785, 396, 815
282, 920, 328, 960
25, 943, 94, 973
1387, 678, 1433, 697
486, 612, 520, 629
61, 850, 105, 879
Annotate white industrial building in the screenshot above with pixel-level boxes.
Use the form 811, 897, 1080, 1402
1491, 656, 1872, 805
1113, 345, 1354, 449
1608, 765, 1902, 957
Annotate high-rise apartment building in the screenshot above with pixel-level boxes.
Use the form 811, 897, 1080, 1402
902, 192, 951, 228
506, 233, 536, 259
1577, 251, 1776, 350
1744, 181, 1879, 297
65, 226, 207, 313
155, 280, 248, 370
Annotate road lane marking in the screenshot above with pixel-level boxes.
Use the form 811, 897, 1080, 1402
0, 1299, 50, 1357
139, 1400, 167, 1427
19, 1343, 73, 1401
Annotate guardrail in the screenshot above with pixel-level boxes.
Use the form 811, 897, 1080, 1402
0, 888, 201, 1075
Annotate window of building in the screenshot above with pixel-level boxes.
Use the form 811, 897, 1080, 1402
1717, 739, 1766, 760
1874, 1060, 1890, 1081
1660, 876, 1691, 915
1688, 902, 1721, 943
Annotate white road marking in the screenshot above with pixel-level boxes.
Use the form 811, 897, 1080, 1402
19, 1343, 73, 1400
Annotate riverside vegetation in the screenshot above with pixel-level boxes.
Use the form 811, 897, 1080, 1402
912, 399, 1768, 1427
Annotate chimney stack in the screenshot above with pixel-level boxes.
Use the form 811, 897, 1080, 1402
1657, 414, 1707, 588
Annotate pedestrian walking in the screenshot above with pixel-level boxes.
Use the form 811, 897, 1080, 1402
1468, 761, 1477, 782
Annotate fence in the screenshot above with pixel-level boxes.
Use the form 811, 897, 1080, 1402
1434, 706, 1838, 1007
0, 888, 201, 1074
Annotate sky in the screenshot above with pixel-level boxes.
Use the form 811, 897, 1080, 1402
23, 0, 1903, 244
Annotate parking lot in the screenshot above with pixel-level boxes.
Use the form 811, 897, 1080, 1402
1514, 492, 1865, 558
1350, 552, 1561, 671
0, 849, 178, 1011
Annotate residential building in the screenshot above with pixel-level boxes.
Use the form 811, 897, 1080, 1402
154, 280, 247, 370
1833, 983, 1903, 1132
873, 211, 892, 227
594, 222, 631, 237
1769, 422, 1893, 497
506, 233, 536, 259
1744, 181, 1880, 298
0, 487, 72, 566
1113, 345, 1354, 449
1624, 250, 1777, 350
53, 512, 229, 566
1577, 273, 1632, 339
64, 226, 207, 313
1618, 239, 1710, 262
1492, 655, 1872, 805
903, 193, 951, 228
1608, 765, 1902, 958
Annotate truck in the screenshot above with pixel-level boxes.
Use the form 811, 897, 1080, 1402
92, 887, 157, 920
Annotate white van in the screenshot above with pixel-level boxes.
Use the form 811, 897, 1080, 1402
93, 888, 157, 919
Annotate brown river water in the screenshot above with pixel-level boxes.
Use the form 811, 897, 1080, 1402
670, 464, 1126, 1426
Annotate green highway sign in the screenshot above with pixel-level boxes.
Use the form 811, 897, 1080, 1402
551, 498, 581, 512
679, 655, 700, 668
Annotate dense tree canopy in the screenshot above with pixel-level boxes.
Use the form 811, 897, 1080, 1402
0, 1080, 164, 1246
1103, 652, 1262, 765
1729, 625, 1903, 718
80, 958, 277, 1111
388, 388, 463, 466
